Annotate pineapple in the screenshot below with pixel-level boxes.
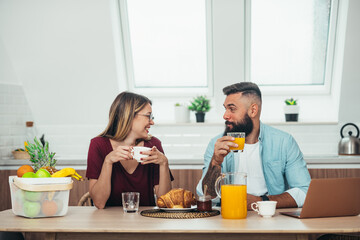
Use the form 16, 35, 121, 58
40, 166, 58, 175
25, 137, 58, 173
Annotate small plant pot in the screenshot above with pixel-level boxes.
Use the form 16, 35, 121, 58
284, 105, 299, 122
174, 106, 190, 123
285, 114, 299, 122
195, 112, 205, 123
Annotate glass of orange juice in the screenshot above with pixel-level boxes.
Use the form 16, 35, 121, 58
215, 172, 247, 219
227, 132, 245, 152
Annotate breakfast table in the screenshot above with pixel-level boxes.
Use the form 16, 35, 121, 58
0, 206, 359, 240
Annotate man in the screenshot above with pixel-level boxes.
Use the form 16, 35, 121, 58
196, 82, 311, 209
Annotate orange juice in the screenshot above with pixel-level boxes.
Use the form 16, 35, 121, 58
221, 184, 247, 219
229, 137, 245, 151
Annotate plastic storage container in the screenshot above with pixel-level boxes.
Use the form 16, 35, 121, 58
9, 176, 73, 218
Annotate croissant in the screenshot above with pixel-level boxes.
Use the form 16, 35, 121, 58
157, 188, 196, 208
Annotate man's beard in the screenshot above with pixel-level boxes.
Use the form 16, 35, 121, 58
223, 113, 254, 136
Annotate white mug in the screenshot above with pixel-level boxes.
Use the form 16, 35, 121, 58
251, 201, 277, 218
131, 146, 151, 162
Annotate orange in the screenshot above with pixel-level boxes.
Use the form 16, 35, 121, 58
17, 165, 34, 177
41, 200, 58, 216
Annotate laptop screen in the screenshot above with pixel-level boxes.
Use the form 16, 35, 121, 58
281, 177, 360, 219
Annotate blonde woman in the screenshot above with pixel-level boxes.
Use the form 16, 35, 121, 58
86, 92, 173, 209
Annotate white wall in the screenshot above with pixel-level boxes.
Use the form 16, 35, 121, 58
338, 0, 360, 123
1, 0, 360, 160
0, 39, 19, 85
0, 0, 120, 125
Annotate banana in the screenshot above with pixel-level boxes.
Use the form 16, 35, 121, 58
51, 168, 83, 181
24, 141, 29, 152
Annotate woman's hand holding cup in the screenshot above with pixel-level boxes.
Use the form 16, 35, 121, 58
134, 146, 169, 166
105, 146, 133, 164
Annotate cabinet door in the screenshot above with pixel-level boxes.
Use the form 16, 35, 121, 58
309, 169, 360, 179
0, 170, 17, 211
170, 169, 203, 194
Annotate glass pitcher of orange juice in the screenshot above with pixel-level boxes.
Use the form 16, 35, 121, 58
215, 172, 247, 219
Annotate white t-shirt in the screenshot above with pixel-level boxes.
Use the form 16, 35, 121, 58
234, 141, 268, 196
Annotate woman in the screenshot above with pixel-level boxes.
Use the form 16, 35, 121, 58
86, 92, 173, 209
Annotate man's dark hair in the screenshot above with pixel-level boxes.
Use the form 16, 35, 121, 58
222, 82, 262, 102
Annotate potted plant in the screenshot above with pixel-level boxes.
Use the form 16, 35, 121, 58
188, 96, 211, 122
174, 103, 190, 123
284, 98, 299, 122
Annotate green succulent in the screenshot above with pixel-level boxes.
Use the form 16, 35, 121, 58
285, 98, 298, 105
188, 95, 211, 113
25, 137, 57, 171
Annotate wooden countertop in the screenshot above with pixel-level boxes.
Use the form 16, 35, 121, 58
1, 206, 359, 234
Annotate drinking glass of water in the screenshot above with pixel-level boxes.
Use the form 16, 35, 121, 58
122, 192, 140, 213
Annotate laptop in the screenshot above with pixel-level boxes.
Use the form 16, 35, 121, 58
280, 177, 360, 219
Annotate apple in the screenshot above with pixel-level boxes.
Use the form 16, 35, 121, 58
24, 191, 42, 202
24, 201, 41, 218
22, 172, 36, 178
35, 169, 51, 178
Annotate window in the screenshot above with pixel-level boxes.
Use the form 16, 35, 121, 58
247, 0, 339, 93
119, 0, 213, 96
116, 0, 341, 97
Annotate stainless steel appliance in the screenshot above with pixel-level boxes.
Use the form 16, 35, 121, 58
338, 123, 360, 155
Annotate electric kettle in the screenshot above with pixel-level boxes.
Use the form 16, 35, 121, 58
338, 123, 360, 155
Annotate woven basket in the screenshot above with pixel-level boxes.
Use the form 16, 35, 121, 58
141, 209, 220, 219
12, 151, 30, 160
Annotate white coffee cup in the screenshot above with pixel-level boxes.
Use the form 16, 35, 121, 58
251, 201, 277, 218
131, 146, 151, 162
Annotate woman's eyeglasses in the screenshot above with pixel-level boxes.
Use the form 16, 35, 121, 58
138, 113, 154, 121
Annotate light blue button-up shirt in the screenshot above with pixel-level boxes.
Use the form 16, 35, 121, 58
196, 122, 311, 207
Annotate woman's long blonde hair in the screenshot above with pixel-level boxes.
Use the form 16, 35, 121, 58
99, 91, 152, 141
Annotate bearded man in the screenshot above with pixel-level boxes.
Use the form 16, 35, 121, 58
196, 82, 311, 209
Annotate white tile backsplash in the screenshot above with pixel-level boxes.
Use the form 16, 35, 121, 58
0, 83, 33, 158
1, 83, 358, 161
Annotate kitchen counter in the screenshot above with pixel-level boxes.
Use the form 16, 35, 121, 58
1, 155, 360, 170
